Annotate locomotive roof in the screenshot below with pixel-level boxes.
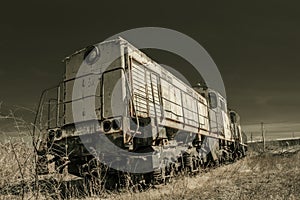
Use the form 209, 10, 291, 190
62, 37, 145, 63
62, 37, 216, 100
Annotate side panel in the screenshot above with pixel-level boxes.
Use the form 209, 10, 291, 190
161, 79, 183, 123
64, 74, 101, 125
65, 96, 101, 125
197, 100, 209, 130
181, 92, 199, 127
129, 46, 210, 134
222, 111, 232, 140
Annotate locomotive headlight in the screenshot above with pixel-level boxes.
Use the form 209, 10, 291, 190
48, 130, 55, 140
112, 119, 121, 130
55, 129, 62, 138
84, 45, 100, 65
103, 120, 112, 132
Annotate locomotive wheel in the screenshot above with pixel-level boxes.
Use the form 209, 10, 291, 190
153, 169, 164, 184
119, 173, 131, 189
183, 152, 193, 173
192, 157, 201, 174
144, 172, 154, 185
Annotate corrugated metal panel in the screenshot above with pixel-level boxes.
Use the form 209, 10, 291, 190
150, 73, 162, 118
131, 62, 148, 117
131, 61, 163, 119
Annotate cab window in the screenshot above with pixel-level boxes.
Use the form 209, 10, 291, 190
208, 92, 217, 109
230, 112, 236, 123
220, 100, 226, 111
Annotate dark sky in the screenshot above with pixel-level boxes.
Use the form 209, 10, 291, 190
0, 0, 300, 135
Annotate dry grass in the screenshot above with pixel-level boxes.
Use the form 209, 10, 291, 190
1, 104, 299, 199
0, 140, 35, 200
0, 136, 299, 200
103, 148, 300, 200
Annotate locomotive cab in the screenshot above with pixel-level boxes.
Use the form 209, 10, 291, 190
193, 86, 232, 141
34, 40, 130, 175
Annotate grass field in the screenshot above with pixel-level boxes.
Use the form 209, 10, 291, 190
105, 147, 300, 200
0, 139, 299, 200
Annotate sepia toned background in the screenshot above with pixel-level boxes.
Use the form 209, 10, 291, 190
0, 0, 299, 140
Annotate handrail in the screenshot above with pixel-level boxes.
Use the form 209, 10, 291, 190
33, 84, 61, 153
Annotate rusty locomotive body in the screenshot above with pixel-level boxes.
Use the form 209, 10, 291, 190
35, 38, 247, 184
